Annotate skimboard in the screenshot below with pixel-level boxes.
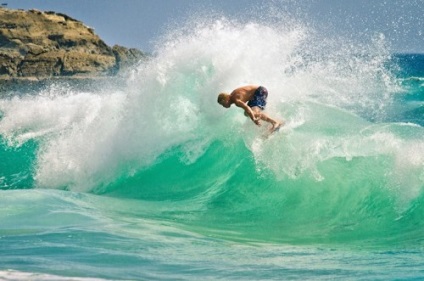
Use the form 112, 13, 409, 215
262, 122, 283, 139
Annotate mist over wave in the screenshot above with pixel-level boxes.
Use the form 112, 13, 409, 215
0, 7, 423, 244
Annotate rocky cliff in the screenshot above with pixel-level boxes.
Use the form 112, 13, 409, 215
0, 7, 146, 80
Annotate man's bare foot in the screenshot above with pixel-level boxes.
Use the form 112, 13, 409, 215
270, 121, 285, 132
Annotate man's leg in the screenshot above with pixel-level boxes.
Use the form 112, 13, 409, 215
253, 107, 284, 131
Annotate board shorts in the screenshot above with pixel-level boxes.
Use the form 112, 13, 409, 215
247, 86, 268, 110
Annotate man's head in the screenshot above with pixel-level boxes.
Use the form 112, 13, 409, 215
217, 93, 231, 108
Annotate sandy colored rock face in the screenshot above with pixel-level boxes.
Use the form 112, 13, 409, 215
0, 8, 146, 79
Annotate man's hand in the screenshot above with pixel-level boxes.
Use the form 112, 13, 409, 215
253, 116, 261, 126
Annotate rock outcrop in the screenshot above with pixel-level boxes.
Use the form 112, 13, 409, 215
0, 7, 146, 80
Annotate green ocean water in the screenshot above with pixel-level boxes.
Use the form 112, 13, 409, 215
1, 12, 424, 280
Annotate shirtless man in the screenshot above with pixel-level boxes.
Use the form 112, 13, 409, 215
217, 85, 283, 132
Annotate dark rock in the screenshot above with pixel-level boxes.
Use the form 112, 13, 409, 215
112, 45, 147, 74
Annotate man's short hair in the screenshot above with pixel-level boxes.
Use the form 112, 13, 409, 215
217, 93, 227, 103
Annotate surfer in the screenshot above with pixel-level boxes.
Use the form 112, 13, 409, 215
217, 85, 283, 132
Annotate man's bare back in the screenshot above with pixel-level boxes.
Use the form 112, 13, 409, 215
217, 85, 283, 132
229, 85, 259, 103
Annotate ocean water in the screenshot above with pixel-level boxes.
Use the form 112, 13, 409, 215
1, 10, 424, 281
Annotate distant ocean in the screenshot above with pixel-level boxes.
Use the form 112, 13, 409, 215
0, 12, 423, 281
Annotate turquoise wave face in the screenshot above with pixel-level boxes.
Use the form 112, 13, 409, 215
1, 100, 423, 246
0, 138, 36, 189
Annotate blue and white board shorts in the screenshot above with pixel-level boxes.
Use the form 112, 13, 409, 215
247, 86, 268, 110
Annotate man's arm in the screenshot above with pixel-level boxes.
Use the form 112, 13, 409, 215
234, 99, 260, 125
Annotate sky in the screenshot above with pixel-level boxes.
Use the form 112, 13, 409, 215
4, 0, 424, 54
